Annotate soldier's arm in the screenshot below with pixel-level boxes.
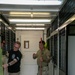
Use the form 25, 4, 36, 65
33, 53, 37, 59
5, 51, 9, 58
2, 58, 17, 68
43, 50, 51, 63
8, 58, 17, 66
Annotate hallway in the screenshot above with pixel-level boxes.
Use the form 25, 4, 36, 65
0, 0, 75, 75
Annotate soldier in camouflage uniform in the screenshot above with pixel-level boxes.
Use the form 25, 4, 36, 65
33, 40, 51, 75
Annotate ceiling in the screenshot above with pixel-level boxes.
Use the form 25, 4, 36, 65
0, 0, 66, 30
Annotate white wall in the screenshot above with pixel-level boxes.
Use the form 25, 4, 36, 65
49, 60, 53, 75
68, 36, 75, 75
16, 30, 44, 42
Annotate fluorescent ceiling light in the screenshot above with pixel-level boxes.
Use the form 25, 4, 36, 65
10, 12, 31, 15
10, 12, 50, 15
9, 14, 31, 17
9, 14, 50, 17
0, 1, 63, 5
16, 24, 45, 26
9, 12, 50, 17
9, 19, 51, 23
16, 27, 45, 30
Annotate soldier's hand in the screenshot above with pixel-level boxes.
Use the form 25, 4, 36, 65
2, 64, 8, 68
33, 53, 37, 59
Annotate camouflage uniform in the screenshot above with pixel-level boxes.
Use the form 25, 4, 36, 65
34, 48, 50, 75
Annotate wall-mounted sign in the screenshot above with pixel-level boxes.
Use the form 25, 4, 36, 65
24, 41, 29, 49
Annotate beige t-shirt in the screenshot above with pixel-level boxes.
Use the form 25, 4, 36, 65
36, 48, 50, 67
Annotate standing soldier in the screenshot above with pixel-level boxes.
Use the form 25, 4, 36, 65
33, 40, 51, 75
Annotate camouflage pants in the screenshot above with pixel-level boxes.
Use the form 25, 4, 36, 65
38, 66, 49, 75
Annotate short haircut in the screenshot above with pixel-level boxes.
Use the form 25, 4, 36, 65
15, 41, 21, 46
39, 40, 45, 45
